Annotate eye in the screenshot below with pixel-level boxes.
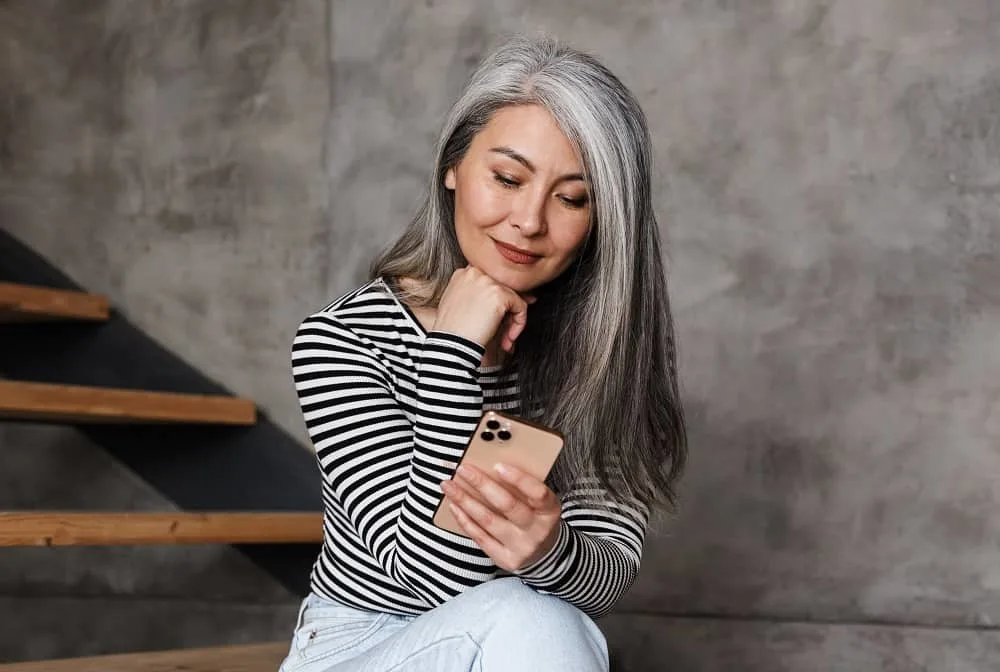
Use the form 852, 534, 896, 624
493, 173, 520, 189
559, 195, 589, 210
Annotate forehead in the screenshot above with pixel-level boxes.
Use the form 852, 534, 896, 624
472, 105, 582, 171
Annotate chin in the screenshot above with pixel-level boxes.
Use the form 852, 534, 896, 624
480, 263, 545, 293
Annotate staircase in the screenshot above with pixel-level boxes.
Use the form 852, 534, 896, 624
0, 642, 288, 672
0, 252, 322, 670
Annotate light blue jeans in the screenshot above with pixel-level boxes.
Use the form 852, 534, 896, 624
277, 578, 609, 671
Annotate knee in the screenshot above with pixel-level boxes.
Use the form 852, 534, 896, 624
468, 579, 608, 670
481, 578, 607, 648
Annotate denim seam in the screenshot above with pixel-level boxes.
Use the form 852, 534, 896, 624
382, 633, 483, 672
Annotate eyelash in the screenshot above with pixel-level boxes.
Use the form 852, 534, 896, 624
494, 173, 519, 189
492, 173, 589, 209
560, 195, 589, 210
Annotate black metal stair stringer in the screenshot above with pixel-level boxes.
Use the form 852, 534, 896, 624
0, 229, 320, 596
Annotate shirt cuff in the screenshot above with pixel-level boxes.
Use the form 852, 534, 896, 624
514, 519, 576, 583
424, 331, 486, 367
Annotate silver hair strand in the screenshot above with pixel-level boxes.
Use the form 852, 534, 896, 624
371, 34, 687, 510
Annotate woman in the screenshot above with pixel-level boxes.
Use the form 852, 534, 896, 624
281, 35, 686, 672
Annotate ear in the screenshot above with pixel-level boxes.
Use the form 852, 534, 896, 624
444, 166, 457, 190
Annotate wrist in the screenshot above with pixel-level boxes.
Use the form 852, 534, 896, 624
429, 321, 487, 349
424, 330, 487, 359
521, 520, 562, 569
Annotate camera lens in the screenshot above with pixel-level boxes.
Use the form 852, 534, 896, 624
497, 430, 511, 441
480, 431, 495, 441
486, 420, 501, 430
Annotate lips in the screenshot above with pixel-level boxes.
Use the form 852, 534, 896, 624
493, 239, 542, 265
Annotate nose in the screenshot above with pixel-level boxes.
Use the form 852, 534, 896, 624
509, 188, 547, 237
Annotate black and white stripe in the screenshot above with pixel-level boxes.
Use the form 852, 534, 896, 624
291, 278, 647, 618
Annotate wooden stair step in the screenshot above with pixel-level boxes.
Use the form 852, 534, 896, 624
0, 512, 323, 546
0, 641, 288, 671
0, 381, 256, 425
0, 282, 110, 322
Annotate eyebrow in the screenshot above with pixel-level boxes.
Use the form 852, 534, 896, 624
488, 146, 586, 183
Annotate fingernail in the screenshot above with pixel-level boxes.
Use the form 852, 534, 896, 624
456, 464, 470, 477
494, 463, 509, 476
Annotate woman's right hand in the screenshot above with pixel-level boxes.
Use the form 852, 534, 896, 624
432, 266, 535, 353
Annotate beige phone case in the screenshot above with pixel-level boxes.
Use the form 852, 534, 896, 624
433, 410, 565, 536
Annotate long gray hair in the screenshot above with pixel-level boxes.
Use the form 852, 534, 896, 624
371, 35, 686, 509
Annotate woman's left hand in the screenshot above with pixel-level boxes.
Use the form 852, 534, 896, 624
440, 463, 561, 572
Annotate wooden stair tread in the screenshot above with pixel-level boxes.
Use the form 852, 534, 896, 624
0, 282, 109, 322
0, 641, 288, 671
0, 381, 256, 425
0, 512, 323, 546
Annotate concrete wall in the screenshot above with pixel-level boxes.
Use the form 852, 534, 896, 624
2, 0, 998, 668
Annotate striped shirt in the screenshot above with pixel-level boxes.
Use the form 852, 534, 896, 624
291, 278, 648, 618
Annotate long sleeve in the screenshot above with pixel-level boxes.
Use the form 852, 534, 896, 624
292, 312, 497, 608
515, 478, 649, 618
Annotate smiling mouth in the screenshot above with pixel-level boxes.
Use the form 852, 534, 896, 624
493, 239, 542, 265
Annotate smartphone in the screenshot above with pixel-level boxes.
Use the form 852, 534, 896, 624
433, 410, 565, 536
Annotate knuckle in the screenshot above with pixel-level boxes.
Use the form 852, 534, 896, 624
498, 495, 517, 513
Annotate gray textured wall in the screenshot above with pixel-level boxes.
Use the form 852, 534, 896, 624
1, 0, 998, 669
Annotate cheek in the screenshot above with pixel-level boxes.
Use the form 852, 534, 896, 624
547, 210, 592, 258
456, 177, 508, 229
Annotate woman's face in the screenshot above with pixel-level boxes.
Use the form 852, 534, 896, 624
445, 104, 593, 294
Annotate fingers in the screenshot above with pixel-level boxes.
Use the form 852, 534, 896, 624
467, 265, 534, 350
441, 465, 535, 538
500, 289, 531, 352
441, 476, 520, 548
440, 461, 562, 573
437, 266, 536, 352
502, 305, 529, 351
446, 501, 512, 569
492, 463, 559, 511
454, 464, 536, 527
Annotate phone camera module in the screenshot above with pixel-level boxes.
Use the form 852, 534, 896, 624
497, 430, 512, 441
486, 419, 501, 430
480, 431, 495, 441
